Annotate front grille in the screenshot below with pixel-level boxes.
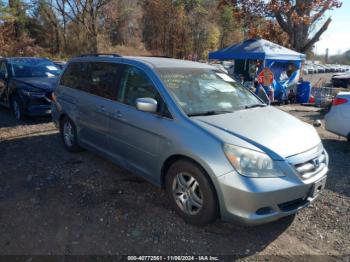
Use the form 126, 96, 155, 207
30, 97, 50, 105
293, 151, 327, 180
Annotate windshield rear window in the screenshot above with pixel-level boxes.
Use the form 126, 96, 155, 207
9, 58, 61, 78
156, 68, 263, 116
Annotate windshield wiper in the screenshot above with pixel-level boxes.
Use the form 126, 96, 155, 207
245, 104, 267, 109
188, 110, 232, 117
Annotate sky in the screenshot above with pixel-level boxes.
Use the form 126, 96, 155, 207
314, 0, 350, 55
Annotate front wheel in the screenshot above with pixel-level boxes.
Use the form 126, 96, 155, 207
165, 160, 218, 226
60, 117, 82, 152
12, 96, 25, 120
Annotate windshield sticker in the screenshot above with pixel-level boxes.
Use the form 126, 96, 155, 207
216, 73, 235, 82
201, 80, 236, 93
47, 66, 59, 71
218, 102, 232, 108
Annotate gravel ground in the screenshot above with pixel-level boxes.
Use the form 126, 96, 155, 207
0, 104, 349, 261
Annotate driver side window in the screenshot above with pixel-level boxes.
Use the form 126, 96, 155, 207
118, 65, 160, 107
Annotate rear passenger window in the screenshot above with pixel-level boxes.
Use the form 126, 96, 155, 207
60, 62, 120, 100
118, 65, 160, 106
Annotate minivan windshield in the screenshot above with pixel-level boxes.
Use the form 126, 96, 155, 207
9, 58, 62, 78
157, 68, 265, 116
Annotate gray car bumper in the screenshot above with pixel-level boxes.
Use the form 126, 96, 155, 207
215, 165, 328, 225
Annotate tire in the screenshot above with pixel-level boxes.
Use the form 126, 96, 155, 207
11, 95, 25, 120
60, 116, 82, 152
165, 159, 218, 226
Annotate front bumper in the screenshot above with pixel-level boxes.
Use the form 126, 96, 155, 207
26, 105, 51, 116
20, 91, 52, 116
215, 147, 329, 225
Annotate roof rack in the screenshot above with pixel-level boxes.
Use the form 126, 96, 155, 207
141, 55, 171, 58
76, 53, 122, 58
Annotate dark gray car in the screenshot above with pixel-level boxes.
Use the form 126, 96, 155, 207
52, 54, 328, 226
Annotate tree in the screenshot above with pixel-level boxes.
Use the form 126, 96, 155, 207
0, 0, 42, 56
227, 0, 342, 53
8, 0, 27, 37
64, 0, 110, 52
268, 0, 342, 53
218, 5, 243, 48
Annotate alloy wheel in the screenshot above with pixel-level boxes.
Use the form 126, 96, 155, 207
12, 100, 21, 120
63, 121, 74, 147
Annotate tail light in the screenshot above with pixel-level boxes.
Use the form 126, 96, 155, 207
332, 97, 348, 106
309, 96, 315, 104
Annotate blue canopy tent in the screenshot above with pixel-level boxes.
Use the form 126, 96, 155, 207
209, 38, 306, 101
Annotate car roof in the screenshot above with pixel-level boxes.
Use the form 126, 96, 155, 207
4, 57, 51, 62
124, 56, 213, 69
71, 55, 215, 70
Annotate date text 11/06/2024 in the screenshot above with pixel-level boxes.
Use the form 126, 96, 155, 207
127, 256, 220, 261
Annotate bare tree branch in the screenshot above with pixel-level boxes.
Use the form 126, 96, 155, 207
302, 17, 332, 53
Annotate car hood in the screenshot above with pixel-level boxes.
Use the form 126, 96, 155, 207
191, 106, 321, 159
13, 77, 58, 91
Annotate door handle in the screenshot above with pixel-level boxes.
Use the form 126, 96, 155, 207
111, 111, 122, 118
111, 111, 126, 121
96, 106, 106, 113
116, 111, 122, 118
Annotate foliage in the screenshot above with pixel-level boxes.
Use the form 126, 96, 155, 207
268, 0, 342, 53
228, 0, 342, 53
0, 0, 344, 59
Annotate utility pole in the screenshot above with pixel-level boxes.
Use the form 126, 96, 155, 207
325, 48, 329, 64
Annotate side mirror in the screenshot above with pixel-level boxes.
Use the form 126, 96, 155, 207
136, 97, 158, 113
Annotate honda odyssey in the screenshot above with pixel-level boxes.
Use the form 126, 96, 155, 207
52, 54, 328, 225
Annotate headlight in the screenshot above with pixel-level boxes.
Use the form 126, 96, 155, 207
223, 144, 285, 178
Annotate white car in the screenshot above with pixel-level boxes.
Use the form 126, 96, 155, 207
325, 92, 350, 141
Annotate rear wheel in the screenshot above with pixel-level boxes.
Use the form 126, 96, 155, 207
165, 160, 218, 226
60, 117, 82, 152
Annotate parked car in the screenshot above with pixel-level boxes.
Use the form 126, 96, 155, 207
314, 64, 325, 74
323, 64, 331, 73
52, 54, 328, 226
307, 65, 317, 74
332, 72, 350, 88
0, 57, 62, 119
325, 92, 350, 141
302, 67, 309, 75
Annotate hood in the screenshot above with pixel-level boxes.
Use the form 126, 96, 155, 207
13, 77, 58, 91
192, 106, 321, 159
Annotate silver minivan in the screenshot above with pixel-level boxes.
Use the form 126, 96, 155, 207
52, 55, 328, 226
